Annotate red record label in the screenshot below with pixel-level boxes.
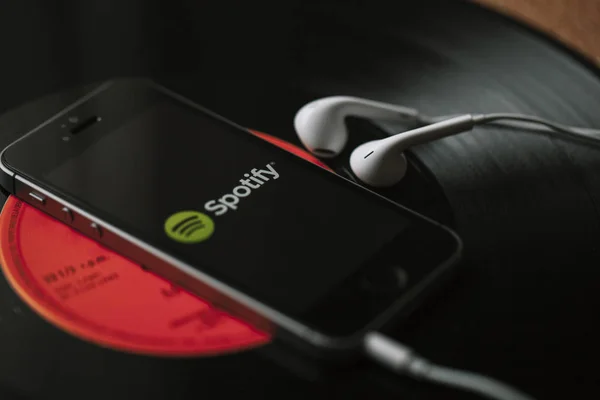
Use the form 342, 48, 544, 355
0, 131, 330, 356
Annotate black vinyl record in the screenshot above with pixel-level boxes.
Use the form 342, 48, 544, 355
0, 1, 599, 399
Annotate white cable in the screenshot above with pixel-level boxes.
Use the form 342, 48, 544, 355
420, 112, 600, 146
364, 332, 535, 400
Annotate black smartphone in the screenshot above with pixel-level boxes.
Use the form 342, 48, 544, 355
0, 79, 461, 359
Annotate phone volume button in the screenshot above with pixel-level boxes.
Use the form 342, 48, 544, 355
89, 222, 103, 238
61, 207, 73, 223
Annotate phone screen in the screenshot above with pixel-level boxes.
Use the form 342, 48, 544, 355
44, 99, 405, 311
4, 82, 457, 336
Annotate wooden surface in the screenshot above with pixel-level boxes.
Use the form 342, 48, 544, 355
475, 0, 600, 65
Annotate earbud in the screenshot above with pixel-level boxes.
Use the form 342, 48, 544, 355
294, 96, 419, 158
350, 115, 476, 187
296, 95, 600, 188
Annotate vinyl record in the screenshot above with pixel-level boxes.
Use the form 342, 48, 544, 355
0, 1, 599, 399
0, 196, 269, 356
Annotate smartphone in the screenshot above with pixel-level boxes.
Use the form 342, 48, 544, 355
0, 79, 461, 359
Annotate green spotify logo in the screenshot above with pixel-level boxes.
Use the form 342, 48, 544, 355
164, 211, 215, 244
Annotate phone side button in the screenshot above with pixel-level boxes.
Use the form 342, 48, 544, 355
28, 191, 46, 204
89, 222, 103, 238
61, 207, 74, 223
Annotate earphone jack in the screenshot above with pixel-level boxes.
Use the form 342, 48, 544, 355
364, 332, 535, 400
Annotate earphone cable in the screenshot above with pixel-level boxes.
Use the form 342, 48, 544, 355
421, 113, 600, 146
364, 332, 536, 400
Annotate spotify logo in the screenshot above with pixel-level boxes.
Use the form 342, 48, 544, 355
164, 211, 215, 244
204, 162, 279, 216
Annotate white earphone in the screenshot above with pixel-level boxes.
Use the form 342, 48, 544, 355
294, 96, 419, 158
294, 96, 600, 187
349, 115, 475, 187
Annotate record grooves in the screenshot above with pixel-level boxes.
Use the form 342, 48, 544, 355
0, 1, 600, 399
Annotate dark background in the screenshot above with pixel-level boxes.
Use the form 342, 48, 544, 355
0, 1, 599, 399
